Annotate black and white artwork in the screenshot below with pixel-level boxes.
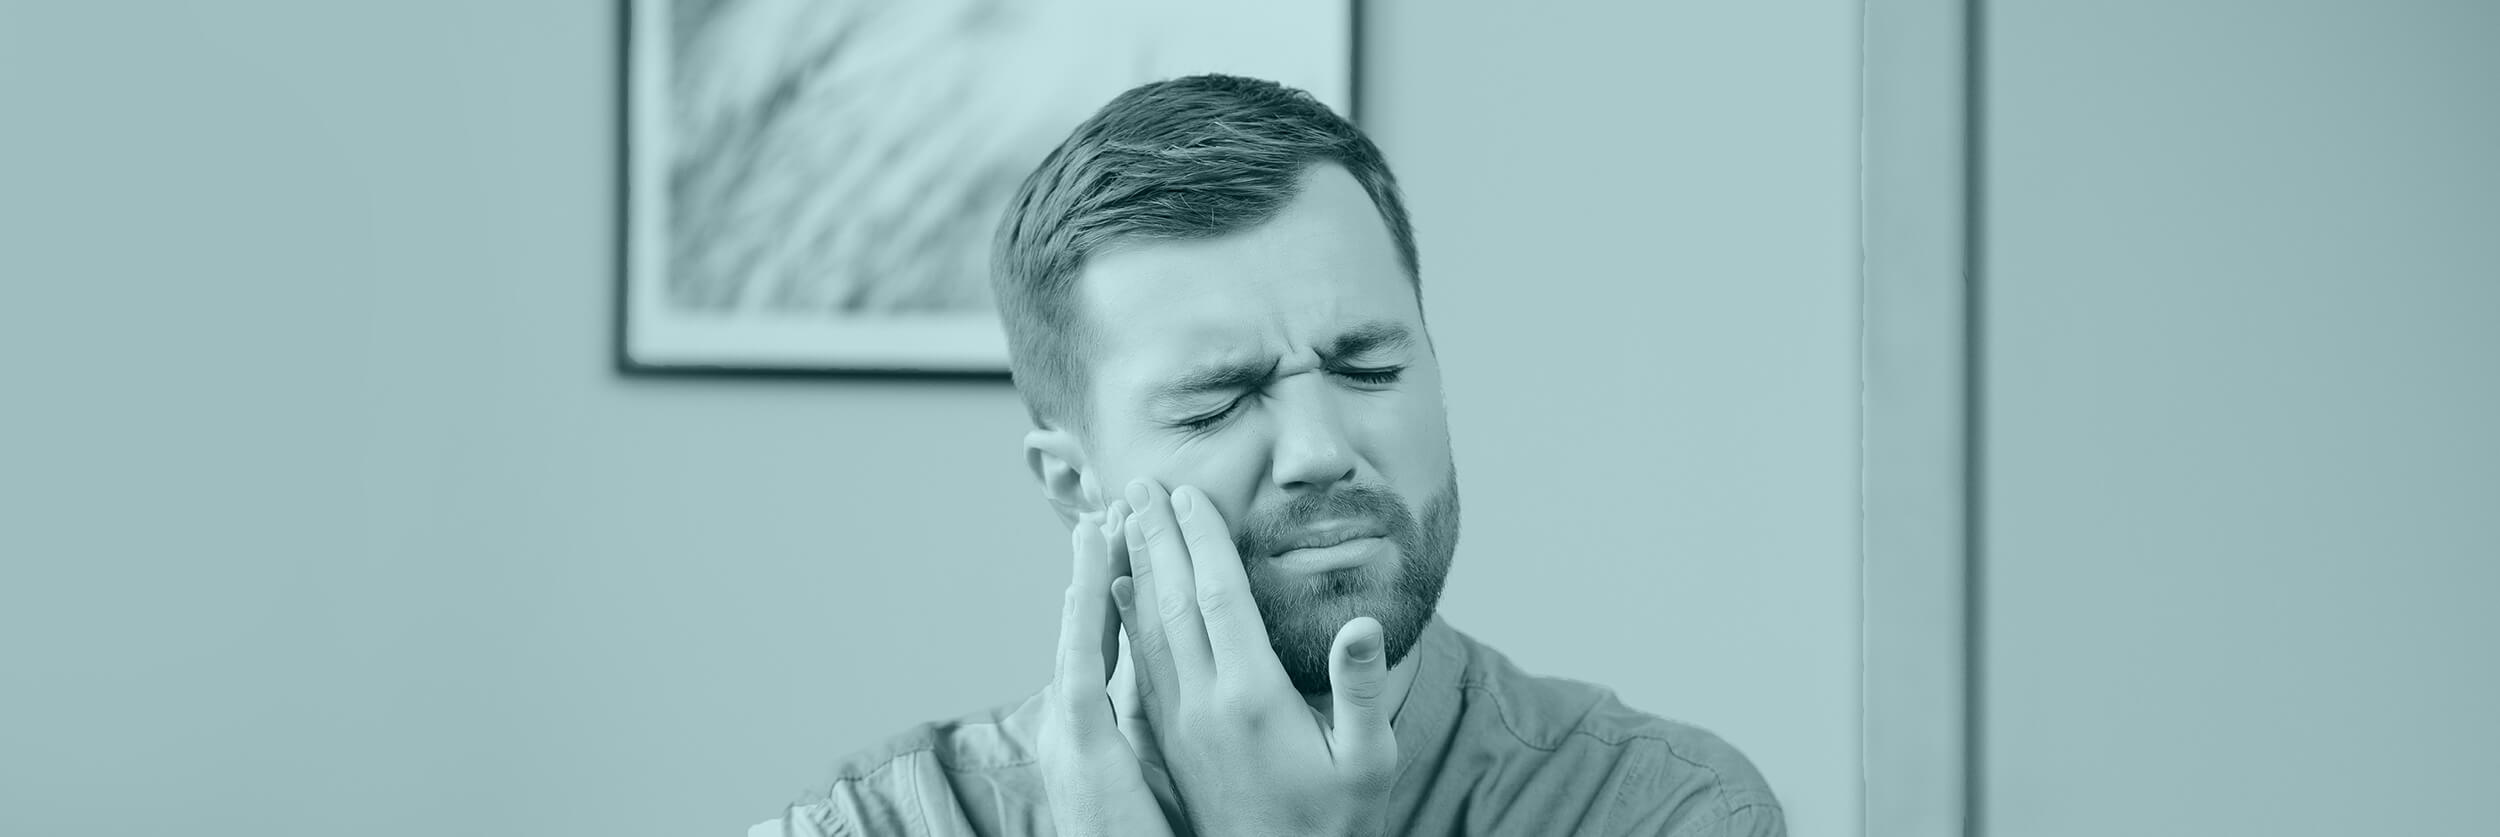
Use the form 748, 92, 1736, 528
622, 0, 1356, 373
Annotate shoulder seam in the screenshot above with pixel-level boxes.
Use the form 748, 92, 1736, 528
820, 746, 919, 786
1463, 680, 1725, 754
1663, 801, 1783, 837
1606, 734, 1746, 836
1466, 681, 1768, 832
805, 750, 928, 836
821, 744, 1037, 786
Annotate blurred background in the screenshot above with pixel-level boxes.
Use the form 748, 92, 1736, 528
0, 2, 2489, 837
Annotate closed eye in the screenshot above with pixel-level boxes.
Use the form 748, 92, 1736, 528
1337, 366, 1404, 385
1176, 398, 1244, 432
1173, 367, 1404, 432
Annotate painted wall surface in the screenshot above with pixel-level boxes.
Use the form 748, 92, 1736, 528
0, 2, 1863, 834
1365, 3, 1863, 835
1978, 1, 2500, 834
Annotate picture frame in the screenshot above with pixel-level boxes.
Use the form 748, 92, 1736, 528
619, 0, 1360, 376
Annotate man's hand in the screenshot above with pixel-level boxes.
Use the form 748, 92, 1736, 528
1107, 480, 1400, 837
1038, 511, 1182, 837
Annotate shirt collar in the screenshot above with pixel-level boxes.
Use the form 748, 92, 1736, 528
1387, 613, 1470, 781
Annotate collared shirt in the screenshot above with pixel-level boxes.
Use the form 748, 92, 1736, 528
750, 617, 1784, 836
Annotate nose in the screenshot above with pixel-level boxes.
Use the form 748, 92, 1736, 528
1267, 375, 1358, 494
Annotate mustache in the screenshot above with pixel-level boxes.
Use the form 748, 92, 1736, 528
1234, 483, 1416, 559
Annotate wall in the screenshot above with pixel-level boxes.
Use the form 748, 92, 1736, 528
1977, 0, 2500, 834
1366, 2, 1863, 835
0, 1, 1864, 834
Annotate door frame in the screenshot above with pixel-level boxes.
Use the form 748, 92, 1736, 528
1861, 0, 1975, 834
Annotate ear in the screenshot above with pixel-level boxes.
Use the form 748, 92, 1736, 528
1024, 427, 1100, 528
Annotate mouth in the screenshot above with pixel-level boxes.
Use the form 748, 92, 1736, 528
1268, 521, 1388, 557
1268, 535, 1391, 573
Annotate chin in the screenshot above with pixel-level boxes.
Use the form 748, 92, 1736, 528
1254, 468, 1463, 694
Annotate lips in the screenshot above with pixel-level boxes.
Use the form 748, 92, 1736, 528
1271, 521, 1387, 555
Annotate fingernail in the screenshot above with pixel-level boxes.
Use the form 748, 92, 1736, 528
1111, 577, 1134, 612
1125, 480, 1152, 512
1171, 487, 1195, 522
1350, 630, 1382, 663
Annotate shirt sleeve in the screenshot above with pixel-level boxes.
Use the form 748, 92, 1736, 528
747, 801, 849, 837
748, 768, 919, 837
1667, 802, 1786, 837
1605, 736, 1788, 837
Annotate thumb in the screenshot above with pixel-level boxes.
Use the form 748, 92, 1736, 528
1327, 617, 1396, 752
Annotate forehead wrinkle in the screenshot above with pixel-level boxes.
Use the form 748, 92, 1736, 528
1138, 316, 1417, 417
1144, 352, 1279, 414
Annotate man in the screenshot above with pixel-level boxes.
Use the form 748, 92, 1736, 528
754, 74, 1784, 836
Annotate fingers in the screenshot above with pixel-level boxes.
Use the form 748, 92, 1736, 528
1112, 579, 1158, 708
1326, 616, 1397, 769
1052, 514, 1121, 747
1095, 512, 1126, 679
1167, 485, 1273, 681
1110, 500, 1183, 717
1125, 479, 1214, 685
1112, 576, 1196, 835
1046, 514, 1187, 837
1106, 590, 1166, 770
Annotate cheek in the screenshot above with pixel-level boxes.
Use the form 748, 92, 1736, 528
1147, 436, 1266, 519
1357, 389, 1454, 486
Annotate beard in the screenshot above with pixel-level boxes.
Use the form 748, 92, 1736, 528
1233, 467, 1461, 696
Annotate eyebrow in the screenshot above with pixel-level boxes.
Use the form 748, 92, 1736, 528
1144, 319, 1416, 414
1325, 319, 1415, 362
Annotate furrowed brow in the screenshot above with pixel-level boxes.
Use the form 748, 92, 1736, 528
1324, 320, 1415, 362
1146, 356, 1280, 413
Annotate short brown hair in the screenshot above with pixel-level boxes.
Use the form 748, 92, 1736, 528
990, 74, 1419, 435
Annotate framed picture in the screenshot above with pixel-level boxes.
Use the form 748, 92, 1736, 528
621, 0, 1359, 375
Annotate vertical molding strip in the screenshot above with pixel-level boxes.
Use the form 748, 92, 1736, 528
1861, 0, 1971, 834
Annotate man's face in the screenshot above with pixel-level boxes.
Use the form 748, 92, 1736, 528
1074, 163, 1460, 695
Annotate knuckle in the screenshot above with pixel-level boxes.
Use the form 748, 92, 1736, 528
1044, 685, 1077, 719
1044, 725, 1099, 763
1133, 637, 1172, 671
1156, 595, 1193, 625
1213, 685, 1259, 718
1195, 588, 1231, 619
1203, 692, 1264, 730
